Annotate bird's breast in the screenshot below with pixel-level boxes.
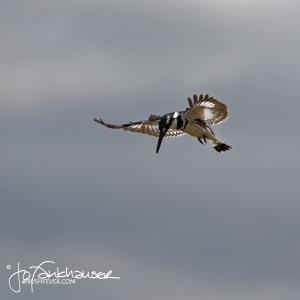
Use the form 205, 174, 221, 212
184, 123, 206, 137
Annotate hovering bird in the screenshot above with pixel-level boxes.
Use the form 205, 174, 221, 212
94, 94, 232, 153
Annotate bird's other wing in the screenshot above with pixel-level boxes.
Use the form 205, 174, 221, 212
94, 115, 185, 137
184, 94, 228, 125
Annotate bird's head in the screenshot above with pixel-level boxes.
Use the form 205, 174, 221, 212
156, 112, 178, 153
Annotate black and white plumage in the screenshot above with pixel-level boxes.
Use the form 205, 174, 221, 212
94, 94, 232, 153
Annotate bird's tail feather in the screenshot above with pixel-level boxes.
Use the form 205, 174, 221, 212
213, 143, 232, 152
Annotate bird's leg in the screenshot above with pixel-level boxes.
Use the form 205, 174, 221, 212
197, 137, 204, 144
203, 135, 207, 143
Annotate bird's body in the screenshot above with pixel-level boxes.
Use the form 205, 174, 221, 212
94, 94, 232, 153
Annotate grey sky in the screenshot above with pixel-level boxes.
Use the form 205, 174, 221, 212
1, 0, 300, 299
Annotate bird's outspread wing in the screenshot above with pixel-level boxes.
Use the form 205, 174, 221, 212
184, 94, 228, 125
94, 115, 185, 137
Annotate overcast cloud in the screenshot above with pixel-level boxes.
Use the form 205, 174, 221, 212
1, 0, 300, 299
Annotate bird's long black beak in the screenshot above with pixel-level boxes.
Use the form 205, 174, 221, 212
156, 130, 167, 154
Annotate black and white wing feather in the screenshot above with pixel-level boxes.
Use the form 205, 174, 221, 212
94, 115, 185, 137
184, 94, 228, 125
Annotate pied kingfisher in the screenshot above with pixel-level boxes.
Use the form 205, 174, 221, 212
94, 94, 232, 153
